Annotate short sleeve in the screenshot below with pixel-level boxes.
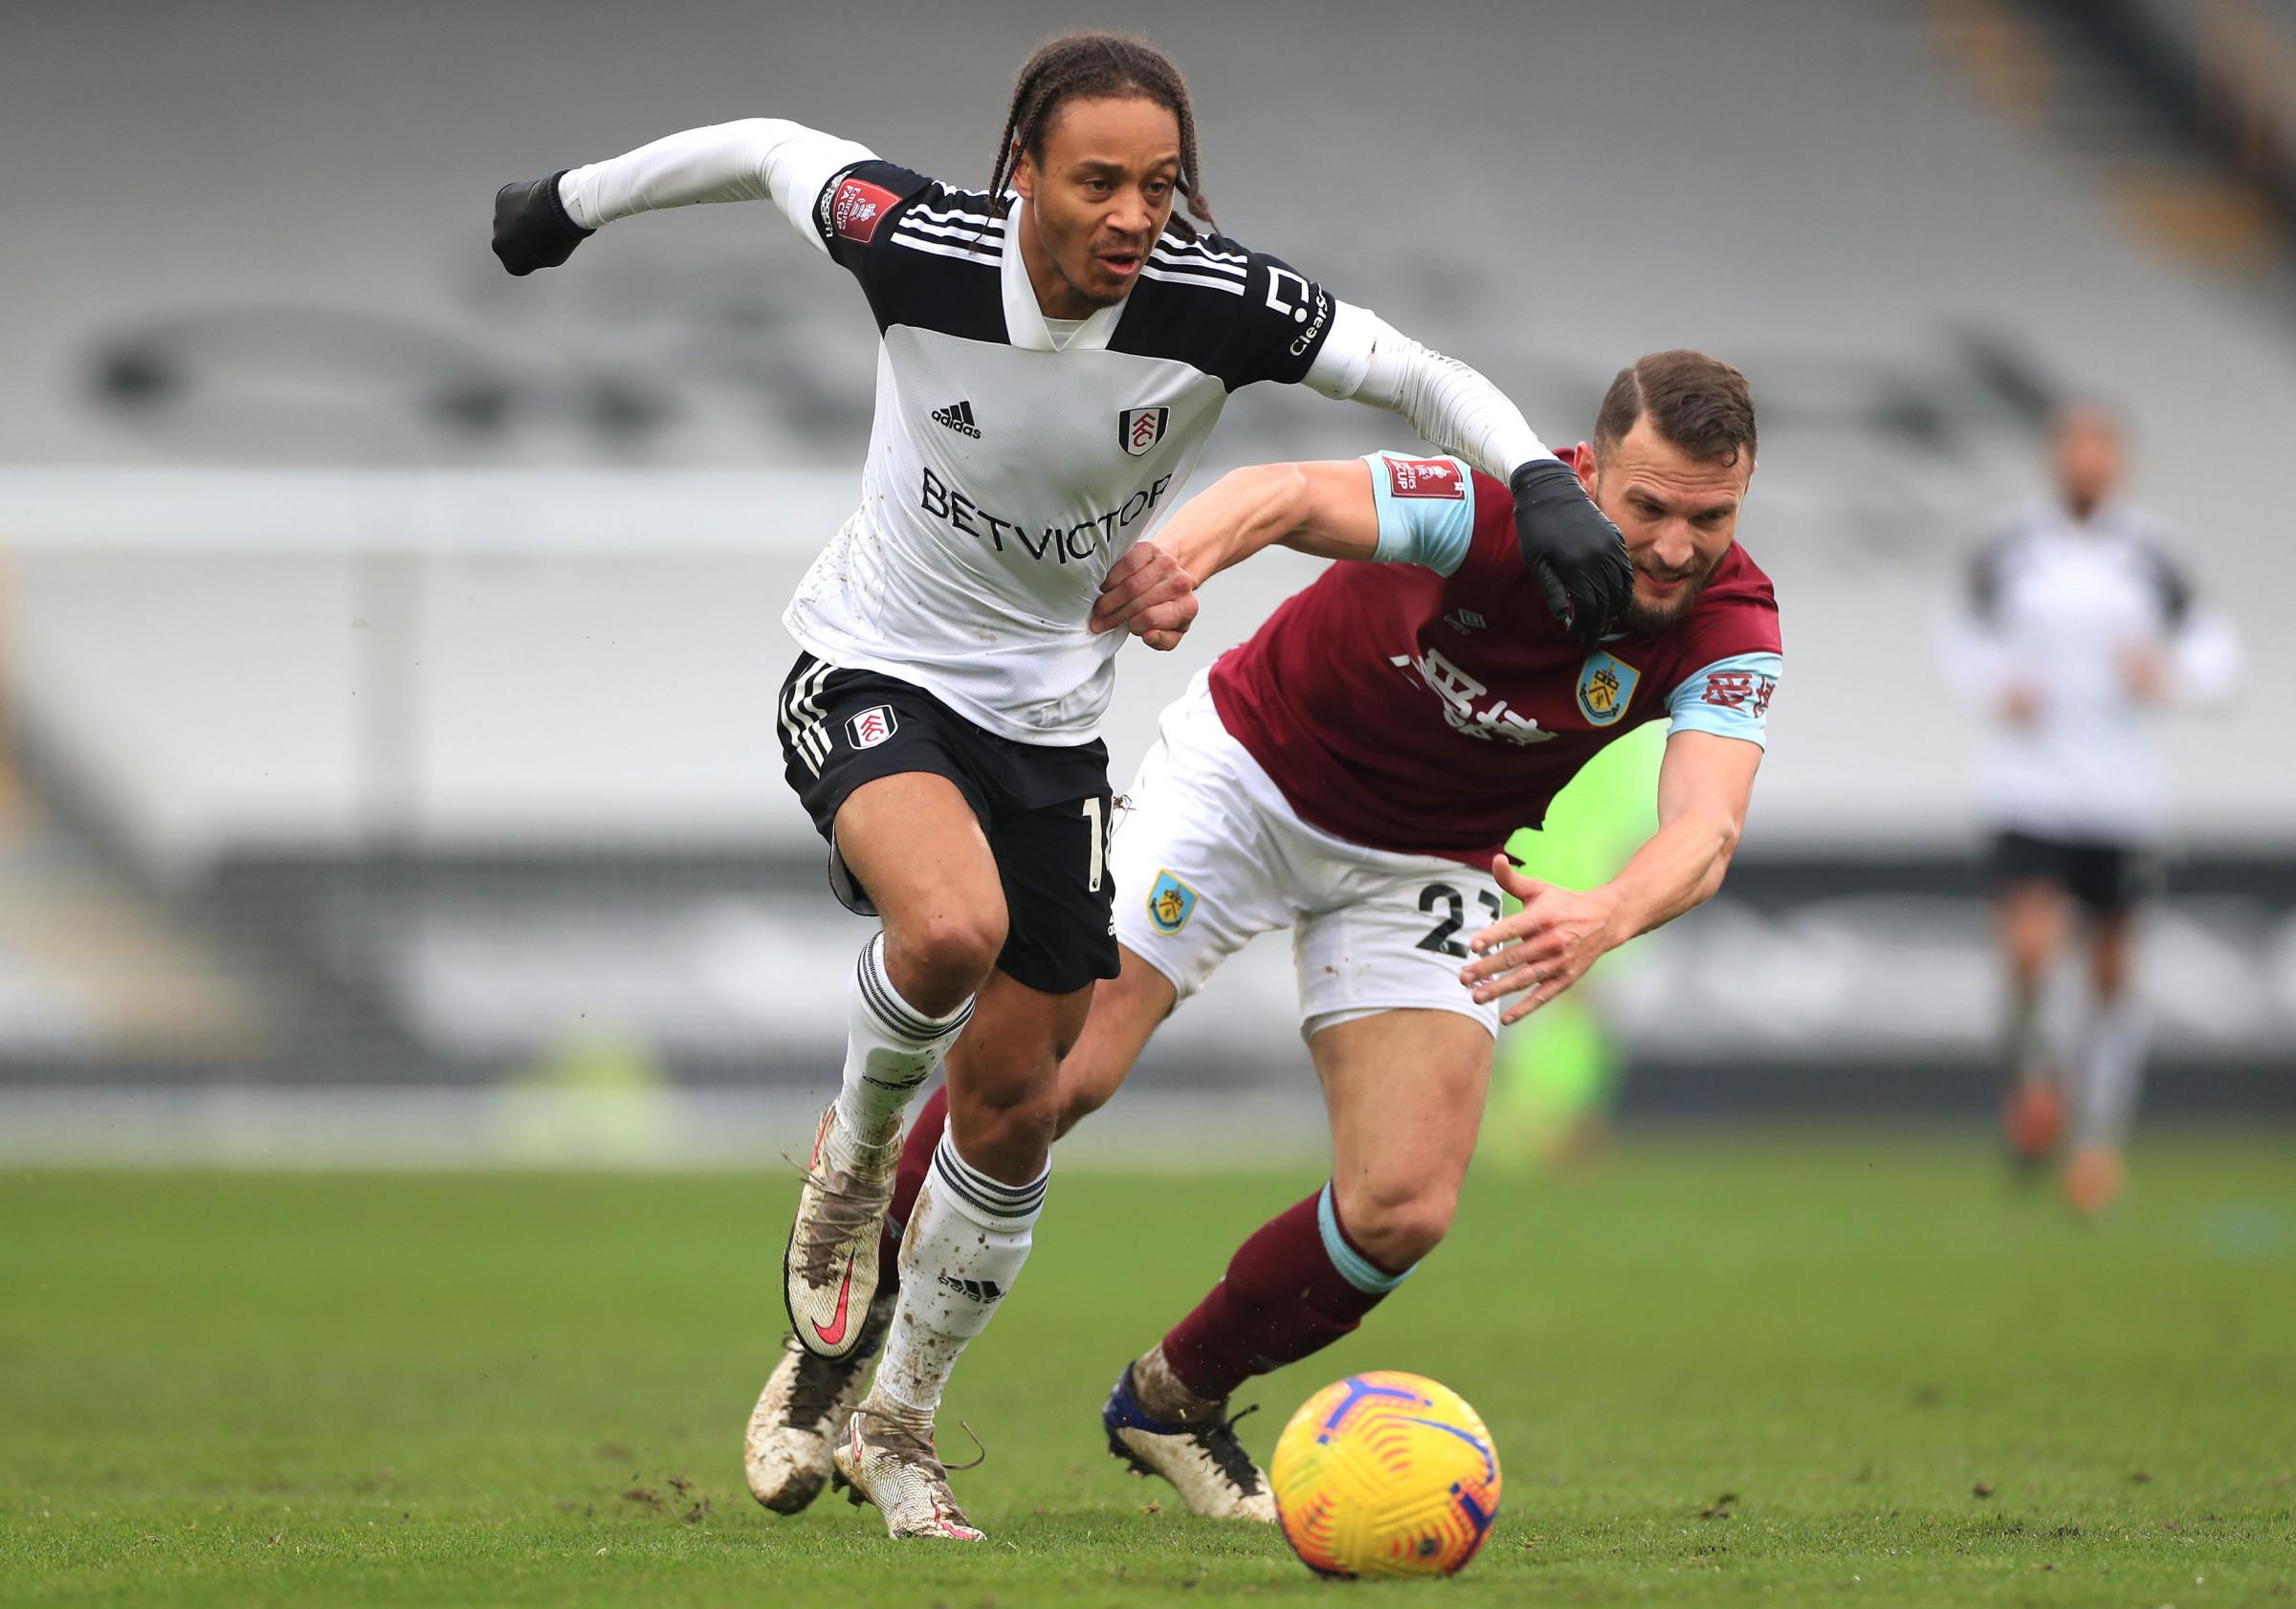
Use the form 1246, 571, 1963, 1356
1363, 452, 1477, 574
1667, 652, 1783, 747
1426, 470, 1533, 591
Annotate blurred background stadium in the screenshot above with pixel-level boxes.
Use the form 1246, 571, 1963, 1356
3, 0, 2292, 1164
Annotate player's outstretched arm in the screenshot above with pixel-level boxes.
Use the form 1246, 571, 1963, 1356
1458, 731, 1762, 1025
1089, 460, 1381, 647
1126, 460, 1383, 582
492, 119, 873, 275
1308, 308, 1631, 646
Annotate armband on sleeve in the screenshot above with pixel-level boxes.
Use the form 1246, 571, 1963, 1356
1364, 452, 1477, 575
1667, 652, 1783, 747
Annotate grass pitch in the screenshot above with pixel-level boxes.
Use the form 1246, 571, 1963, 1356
3, 1131, 2293, 1606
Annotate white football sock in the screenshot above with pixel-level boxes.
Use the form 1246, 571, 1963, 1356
828, 932, 971, 1175
2001, 981, 2050, 1085
2072, 993, 2149, 1150
868, 1129, 1047, 1420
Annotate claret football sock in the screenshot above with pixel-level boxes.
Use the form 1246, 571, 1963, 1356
868, 1129, 1047, 1419
1159, 1183, 1411, 1405
829, 932, 972, 1177
877, 1083, 951, 1283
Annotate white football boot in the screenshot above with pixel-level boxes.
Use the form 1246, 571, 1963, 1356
743, 1292, 895, 1513
1102, 1357, 1276, 1522
829, 1402, 986, 1541
784, 1103, 897, 1360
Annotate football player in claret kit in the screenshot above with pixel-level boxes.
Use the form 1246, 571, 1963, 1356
775, 350, 1782, 1522
491, 33, 1633, 1540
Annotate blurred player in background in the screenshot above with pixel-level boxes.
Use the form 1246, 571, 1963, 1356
1949, 403, 2240, 1215
766, 351, 1779, 1522
491, 33, 1631, 1540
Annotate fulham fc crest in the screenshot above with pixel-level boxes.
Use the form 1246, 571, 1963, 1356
1118, 407, 1171, 458
847, 706, 898, 750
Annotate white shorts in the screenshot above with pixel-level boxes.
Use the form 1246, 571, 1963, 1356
1113, 671, 1504, 1041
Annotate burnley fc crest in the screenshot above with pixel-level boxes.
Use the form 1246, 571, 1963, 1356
1575, 651, 1641, 726
1118, 407, 1171, 457
1145, 869, 1198, 935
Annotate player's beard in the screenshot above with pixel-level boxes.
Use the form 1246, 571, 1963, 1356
1619, 561, 1717, 634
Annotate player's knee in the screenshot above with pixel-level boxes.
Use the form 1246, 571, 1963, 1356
2005, 933, 2052, 988
894, 906, 1007, 1002
2003, 910, 2063, 982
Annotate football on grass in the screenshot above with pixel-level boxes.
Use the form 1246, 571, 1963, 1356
1269, 1370, 1502, 1577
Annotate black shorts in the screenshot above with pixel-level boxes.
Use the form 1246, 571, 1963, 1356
776, 651, 1118, 996
1989, 830, 2159, 917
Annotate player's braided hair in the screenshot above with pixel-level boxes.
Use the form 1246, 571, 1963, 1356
987, 33, 1215, 238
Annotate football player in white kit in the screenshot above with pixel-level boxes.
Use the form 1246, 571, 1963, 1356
1948, 403, 2240, 1215
492, 33, 1632, 1539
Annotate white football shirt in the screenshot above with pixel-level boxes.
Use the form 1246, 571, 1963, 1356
1948, 499, 2240, 843
776, 153, 1376, 744
555, 120, 1556, 746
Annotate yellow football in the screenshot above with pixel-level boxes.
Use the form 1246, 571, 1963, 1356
1269, 1370, 1502, 1578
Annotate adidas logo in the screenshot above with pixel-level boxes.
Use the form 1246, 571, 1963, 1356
930, 400, 981, 438
937, 1272, 1005, 1304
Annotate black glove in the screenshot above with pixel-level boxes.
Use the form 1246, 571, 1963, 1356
1509, 457, 1632, 647
492, 171, 592, 276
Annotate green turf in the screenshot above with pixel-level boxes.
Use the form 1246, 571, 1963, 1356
3, 1131, 2293, 1606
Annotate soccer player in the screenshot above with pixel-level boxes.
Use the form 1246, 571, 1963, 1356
769, 349, 1781, 1521
1949, 403, 2239, 1215
491, 34, 1632, 1540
